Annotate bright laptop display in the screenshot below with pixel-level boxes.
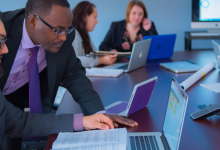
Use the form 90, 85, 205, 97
127, 78, 188, 150
162, 79, 187, 150
143, 34, 176, 60
105, 77, 158, 117
103, 39, 151, 72
212, 40, 220, 68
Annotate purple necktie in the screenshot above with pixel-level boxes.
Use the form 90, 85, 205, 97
29, 46, 42, 142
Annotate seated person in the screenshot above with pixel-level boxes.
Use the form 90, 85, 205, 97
99, 0, 158, 52
72, 1, 117, 68
0, 12, 115, 150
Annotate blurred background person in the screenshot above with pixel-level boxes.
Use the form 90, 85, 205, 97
72, 1, 117, 68
99, 0, 158, 52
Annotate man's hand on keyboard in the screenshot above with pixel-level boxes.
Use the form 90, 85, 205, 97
104, 114, 138, 127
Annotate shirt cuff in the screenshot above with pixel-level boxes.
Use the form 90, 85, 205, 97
73, 113, 84, 131
95, 110, 106, 114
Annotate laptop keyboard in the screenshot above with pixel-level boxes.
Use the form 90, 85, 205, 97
106, 102, 128, 114
129, 135, 160, 150
117, 64, 129, 70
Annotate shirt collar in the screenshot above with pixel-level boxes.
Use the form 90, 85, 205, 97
21, 19, 41, 49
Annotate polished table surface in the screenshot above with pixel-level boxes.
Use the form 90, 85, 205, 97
46, 51, 220, 150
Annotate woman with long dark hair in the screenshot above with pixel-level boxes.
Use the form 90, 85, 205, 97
72, 1, 117, 67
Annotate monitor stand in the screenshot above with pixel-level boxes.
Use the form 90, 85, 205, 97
208, 29, 220, 33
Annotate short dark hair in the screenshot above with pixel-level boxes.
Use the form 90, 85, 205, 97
25, 0, 70, 18
0, 11, 2, 20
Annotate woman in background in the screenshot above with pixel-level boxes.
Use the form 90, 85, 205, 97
72, 1, 117, 68
99, 0, 158, 52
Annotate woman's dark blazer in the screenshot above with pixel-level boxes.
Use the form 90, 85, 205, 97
99, 19, 158, 52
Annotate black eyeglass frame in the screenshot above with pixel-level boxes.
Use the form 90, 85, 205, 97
0, 38, 7, 50
34, 15, 74, 35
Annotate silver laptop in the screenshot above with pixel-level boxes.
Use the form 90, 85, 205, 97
212, 40, 220, 69
160, 61, 201, 73
105, 77, 157, 117
104, 39, 151, 72
127, 77, 188, 150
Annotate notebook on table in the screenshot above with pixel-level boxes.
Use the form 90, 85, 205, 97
103, 39, 151, 72
143, 34, 177, 60
86, 68, 124, 78
87, 51, 131, 57
127, 77, 188, 150
105, 76, 158, 117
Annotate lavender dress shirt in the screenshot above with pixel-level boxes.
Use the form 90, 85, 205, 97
2, 19, 87, 131
2, 19, 106, 131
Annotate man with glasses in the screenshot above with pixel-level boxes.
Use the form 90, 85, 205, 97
0, 11, 116, 150
1, 0, 138, 149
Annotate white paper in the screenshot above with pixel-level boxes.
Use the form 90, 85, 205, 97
180, 61, 216, 91
86, 68, 124, 78
200, 82, 220, 93
52, 128, 127, 150
51, 143, 126, 150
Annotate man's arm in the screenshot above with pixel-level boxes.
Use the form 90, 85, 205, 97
61, 45, 105, 116
60, 33, 138, 127
3, 94, 114, 138
4, 96, 73, 138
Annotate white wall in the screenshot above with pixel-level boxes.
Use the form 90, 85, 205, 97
0, 0, 214, 51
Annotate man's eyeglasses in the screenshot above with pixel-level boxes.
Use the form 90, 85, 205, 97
0, 38, 7, 50
34, 15, 74, 36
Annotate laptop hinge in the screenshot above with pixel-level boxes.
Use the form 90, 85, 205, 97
160, 133, 171, 150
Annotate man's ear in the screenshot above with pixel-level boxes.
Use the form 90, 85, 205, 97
28, 15, 37, 29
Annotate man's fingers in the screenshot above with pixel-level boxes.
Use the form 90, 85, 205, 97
117, 117, 136, 127
122, 118, 138, 126
101, 114, 114, 129
107, 114, 138, 127
113, 122, 118, 128
97, 122, 110, 130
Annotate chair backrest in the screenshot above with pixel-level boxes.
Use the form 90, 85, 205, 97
55, 87, 82, 115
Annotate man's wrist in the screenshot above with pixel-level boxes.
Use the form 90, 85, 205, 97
73, 113, 84, 131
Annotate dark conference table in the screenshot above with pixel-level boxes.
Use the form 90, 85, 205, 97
46, 51, 220, 150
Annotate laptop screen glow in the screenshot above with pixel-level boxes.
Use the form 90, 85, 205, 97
162, 79, 187, 150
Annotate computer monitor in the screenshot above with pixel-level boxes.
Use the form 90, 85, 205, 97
191, 0, 220, 32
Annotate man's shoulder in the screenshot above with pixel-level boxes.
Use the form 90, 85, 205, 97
2, 8, 25, 23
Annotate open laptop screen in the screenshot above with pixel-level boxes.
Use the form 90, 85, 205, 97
162, 78, 188, 150
212, 40, 220, 68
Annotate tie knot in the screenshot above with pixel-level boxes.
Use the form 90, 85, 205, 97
30, 46, 39, 57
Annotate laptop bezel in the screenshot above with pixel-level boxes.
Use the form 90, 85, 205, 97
161, 77, 188, 150
212, 39, 220, 68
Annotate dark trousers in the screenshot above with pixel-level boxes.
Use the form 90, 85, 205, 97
3, 83, 29, 150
